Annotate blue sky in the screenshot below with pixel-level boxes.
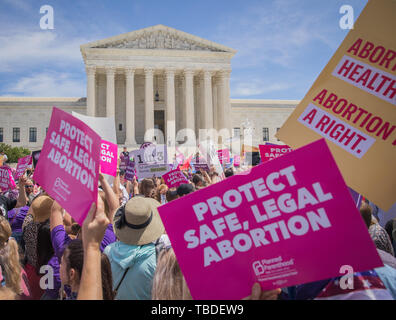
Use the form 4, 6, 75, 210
0, 0, 367, 99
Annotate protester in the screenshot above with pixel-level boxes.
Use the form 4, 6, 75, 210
152, 247, 282, 300
0, 215, 30, 299
166, 188, 179, 203
104, 196, 165, 300
139, 178, 156, 199
0, 151, 8, 166
21, 206, 43, 299
384, 218, 396, 253
360, 206, 395, 256
192, 174, 205, 190
176, 183, 195, 197
78, 198, 110, 300
156, 184, 168, 204
224, 168, 234, 178
121, 147, 129, 158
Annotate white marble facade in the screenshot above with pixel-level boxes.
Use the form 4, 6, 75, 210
82, 25, 235, 146
0, 25, 297, 151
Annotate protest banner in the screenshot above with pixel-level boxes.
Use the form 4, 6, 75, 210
15, 155, 32, 179
130, 145, 169, 179
31, 150, 41, 168
191, 156, 210, 172
199, 140, 225, 180
72, 112, 117, 144
100, 140, 117, 177
158, 138, 382, 300
259, 144, 293, 163
276, 0, 396, 210
163, 169, 189, 189
0, 166, 16, 191
124, 159, 136, 182
119, 154, 129, 171
33, 107, 101, 225
217, 149, 230, 164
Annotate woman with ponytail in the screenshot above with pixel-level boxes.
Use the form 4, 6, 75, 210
0, 215, 30, 299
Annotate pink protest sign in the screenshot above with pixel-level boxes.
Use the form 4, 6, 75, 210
15, 155, 32, 179
119, 154, 129, 171
217, 149, 230, 164
234, 155, 241, 167
158, 138, 382, 300
259, 144, 293, 163
100, 140, 117, 177
33, 107, 101, 225
163, 169, 189, 189
124, 159, 136, 182
0, 166, 16, 191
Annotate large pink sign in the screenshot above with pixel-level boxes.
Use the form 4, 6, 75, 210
33, 107, 101, 225
158, 139, 382, 300
0, 166, 16, 191
100, 140, 117, 177
15, 155, 32, 180
163, 169, 189, 189
259, 144, 293, 163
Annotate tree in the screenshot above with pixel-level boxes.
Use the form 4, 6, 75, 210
0, 143, 31, 163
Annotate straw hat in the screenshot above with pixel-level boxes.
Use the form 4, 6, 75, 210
31, 195, 54, 223
113, 196, 164, 246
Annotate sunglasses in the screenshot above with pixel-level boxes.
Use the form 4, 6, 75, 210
25, 185, 33, 189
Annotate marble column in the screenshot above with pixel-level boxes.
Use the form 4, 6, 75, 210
105, 66, 116, 118
125, 67, 136, 146
217, 72, 226, 130
203, 70, 214, 130
144, 68, 155, 141
86, 66, 96, 116
223, 70, 232, 132
184, 68, 195, 132
165, 68, 176, 147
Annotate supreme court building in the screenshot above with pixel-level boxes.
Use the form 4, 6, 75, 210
0, 25, 298, 151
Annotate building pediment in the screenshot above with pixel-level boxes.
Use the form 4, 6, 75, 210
81, 24, 236, 54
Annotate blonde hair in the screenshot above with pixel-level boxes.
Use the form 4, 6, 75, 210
156, 184, 168, 203
152, 248, 192, 300
0, 216, 22, 294
0, 286, 17, 300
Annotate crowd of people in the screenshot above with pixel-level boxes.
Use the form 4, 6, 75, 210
0, 148, 396, 300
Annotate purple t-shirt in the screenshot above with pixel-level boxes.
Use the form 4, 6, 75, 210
51, 223, 116, 259
7, 206, 29, 234
48, 223, 116, 299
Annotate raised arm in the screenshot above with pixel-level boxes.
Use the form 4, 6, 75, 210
15, 176, 27, 208
99, 173, 118, 223
50, 200, 64, 232
78, 196, 109, 300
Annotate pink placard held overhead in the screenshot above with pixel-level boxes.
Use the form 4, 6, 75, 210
15, 155, 32, 180
259, 144, 293, 163
234, 155, 241, 167
217, 149, 230, 164
163, 169, 189, 189
158, 139, 383, 300
33, 107, 101, 225
100, 139, 118, 177
0, 166, 16, 191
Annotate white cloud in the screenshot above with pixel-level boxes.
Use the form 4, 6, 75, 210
231, 78, 292, 97
214, 0, 336, 68
0, 30, 90, 72
3, 72, 85, 97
